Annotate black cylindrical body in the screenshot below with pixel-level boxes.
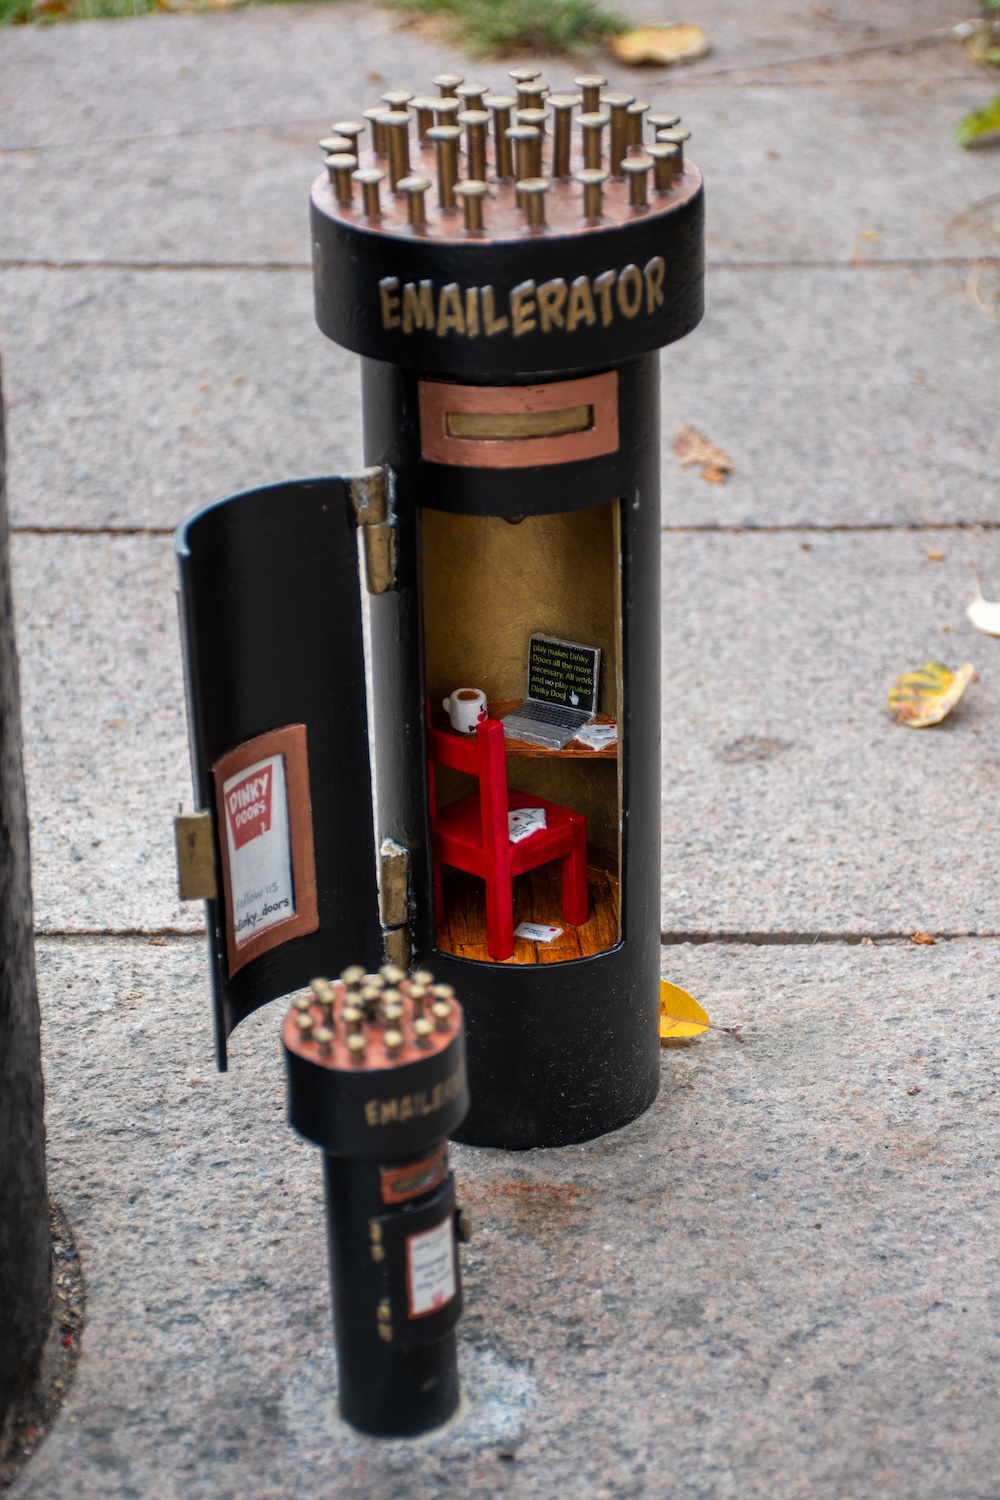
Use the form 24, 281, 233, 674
323, 1154, 460, 1436
284, 976, 468, 1436
361, 355, 662, 1147
308, 76, 704, 1150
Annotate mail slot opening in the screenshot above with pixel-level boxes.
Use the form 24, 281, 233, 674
445, 405, 594, 442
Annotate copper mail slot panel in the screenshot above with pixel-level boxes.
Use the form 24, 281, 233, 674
419, 371, 619, 469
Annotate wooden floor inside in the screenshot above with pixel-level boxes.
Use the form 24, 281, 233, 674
435, 861, 620, 964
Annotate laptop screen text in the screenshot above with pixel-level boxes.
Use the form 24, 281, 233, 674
526, 636, 600, 716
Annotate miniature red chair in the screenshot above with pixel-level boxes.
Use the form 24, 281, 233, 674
427, 715, 588, 962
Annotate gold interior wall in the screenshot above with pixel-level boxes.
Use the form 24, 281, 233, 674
421, 502, 622, 859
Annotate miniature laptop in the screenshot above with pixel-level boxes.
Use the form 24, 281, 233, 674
502, 636, 601, 750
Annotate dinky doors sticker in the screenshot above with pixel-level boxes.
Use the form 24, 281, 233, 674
222, 753, 295, 945
406, 1218, 456, 1318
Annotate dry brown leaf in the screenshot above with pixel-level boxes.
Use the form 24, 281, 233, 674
610, 22, 710, 67
911, 932, 937, 946
927, 549, 944, 561
673, 425, 734, 484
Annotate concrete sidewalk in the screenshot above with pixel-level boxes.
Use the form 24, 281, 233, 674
2, 2, 999, 1494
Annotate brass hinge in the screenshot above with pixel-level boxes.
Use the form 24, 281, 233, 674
349, 466, 397, 594
174, 811, 217, 901
379, 837, 410, 966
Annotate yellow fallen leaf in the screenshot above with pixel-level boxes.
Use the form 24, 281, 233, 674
660, 979, 710, 1042
887, 661, 976, 728
673, 425, 734, 484
611, 22, 710, 67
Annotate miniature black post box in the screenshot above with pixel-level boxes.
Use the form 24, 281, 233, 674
175, 71, 704, 1149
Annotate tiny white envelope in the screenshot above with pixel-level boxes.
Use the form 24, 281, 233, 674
514, 922, 562, 943
508, 807, 547, 844
572, 722, 618, 750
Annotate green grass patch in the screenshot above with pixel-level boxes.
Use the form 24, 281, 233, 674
1, 0, 184, 23
0, 0, 625, 49
0, 0, 318, 25
383, 0, 627, 56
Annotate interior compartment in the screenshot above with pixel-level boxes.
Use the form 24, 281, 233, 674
421, 500, 623, 964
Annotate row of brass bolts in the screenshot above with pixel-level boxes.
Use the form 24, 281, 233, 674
292, 965, 455, 1064
318, 68, 690, 231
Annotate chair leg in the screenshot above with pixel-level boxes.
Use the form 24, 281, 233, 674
484, 869, 515, 962
561, 821, 589, 927
433, 860, 444, 927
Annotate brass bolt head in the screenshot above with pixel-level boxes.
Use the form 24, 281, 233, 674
294, 1012, 313, 1038
413, 1016, 434, 1047
411, 969, 435, 986
340, 965, 366, 986
384, 1028, 404, 1056
347, 1033, 367, 1062
432, 999, 452, 1029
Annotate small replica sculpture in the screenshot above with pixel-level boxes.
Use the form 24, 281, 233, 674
284, 965, 469, 1436
175, 70, 704, 1164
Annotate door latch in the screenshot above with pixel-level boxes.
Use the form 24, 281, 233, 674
174, 810, 217, 901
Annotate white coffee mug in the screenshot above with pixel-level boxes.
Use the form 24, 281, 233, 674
443, 688, 487, 735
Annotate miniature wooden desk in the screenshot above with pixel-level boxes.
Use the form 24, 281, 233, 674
432, 704, 618, 759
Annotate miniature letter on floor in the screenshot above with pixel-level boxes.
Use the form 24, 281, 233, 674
515, 922, 562, 943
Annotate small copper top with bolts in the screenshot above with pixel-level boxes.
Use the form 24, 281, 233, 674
311, 68, 699, 244
284, 966, 462, 1073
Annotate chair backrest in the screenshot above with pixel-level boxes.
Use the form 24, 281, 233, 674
426, 718, 509, 853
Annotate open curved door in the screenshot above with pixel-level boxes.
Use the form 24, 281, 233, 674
175, 477, 381, 1069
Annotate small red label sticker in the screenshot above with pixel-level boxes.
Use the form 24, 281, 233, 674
225, 766, 273, 850
380, 1145, 449, 1206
